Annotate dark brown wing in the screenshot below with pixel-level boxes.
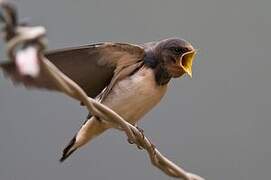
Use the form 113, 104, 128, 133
0, 42, 145, 97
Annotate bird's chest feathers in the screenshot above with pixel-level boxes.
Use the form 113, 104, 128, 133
103, 67, 167, 124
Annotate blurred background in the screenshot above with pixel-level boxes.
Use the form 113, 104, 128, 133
0, 0, 270, 180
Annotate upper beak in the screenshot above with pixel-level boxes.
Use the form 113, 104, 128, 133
180, 50, 197, 78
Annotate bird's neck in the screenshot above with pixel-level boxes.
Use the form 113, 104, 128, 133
143, 53, 172, 86
154, 65, 172, 85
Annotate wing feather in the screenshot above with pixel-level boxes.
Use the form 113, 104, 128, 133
1, 42, 145, 97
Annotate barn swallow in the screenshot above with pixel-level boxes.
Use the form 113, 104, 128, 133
0, 38, 196, 162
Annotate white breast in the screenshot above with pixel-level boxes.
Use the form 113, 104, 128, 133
102, 67, 168, 125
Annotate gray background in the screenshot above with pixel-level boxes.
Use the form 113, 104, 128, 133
0, 0, 270, 180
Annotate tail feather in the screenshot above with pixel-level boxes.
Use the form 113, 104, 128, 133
59, 136, 77, 162
59, 118, 109, 162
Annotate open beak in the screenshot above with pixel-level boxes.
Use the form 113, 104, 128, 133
180, 50, 197, 78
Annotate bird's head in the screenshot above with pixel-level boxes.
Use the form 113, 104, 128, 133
154, 38, 197, 78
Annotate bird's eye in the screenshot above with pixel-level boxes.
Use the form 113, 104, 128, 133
171, 47, 183, 54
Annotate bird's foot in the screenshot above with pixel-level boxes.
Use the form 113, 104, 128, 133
135, 126, 145, 150
127, 126, 145, 149
136, 126, 145, 139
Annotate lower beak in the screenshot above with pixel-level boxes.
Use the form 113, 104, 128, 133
180, 50, 197, 78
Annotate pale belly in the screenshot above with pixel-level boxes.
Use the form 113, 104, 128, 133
102, 67, 168, 125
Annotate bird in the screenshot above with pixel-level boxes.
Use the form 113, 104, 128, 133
0, 37, 197, 162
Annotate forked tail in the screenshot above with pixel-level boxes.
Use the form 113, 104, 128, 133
60, 117, 108, 162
